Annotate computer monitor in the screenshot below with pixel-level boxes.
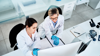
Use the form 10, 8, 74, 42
38, 42, 82, 56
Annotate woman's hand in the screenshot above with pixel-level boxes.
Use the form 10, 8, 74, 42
33, 48, 40, 56
32, 51, 33, 55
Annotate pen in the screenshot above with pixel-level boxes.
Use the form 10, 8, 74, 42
74, 31, 80, 35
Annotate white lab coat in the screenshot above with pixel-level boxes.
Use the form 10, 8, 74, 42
17, 28, 41, 56
38, 14, 64, 39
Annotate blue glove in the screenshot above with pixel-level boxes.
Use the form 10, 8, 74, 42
53, 38, 59, 45
51, 35, 59, 45
33, 48, 40, 56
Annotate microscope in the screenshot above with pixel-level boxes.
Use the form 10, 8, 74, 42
89, 19, 97, 41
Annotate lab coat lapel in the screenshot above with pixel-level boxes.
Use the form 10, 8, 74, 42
32, 31, 36, 41
24, 28, 33, 46
50, 20, 54, 29
55, 17, 60, 29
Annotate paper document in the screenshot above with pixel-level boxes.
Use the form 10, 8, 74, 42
70, 26, 85, 37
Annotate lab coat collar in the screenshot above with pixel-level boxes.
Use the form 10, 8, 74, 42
55, 16, 60, 28
49, 18, 54, 29
49, 15, 60, 29
23, 28, 34, 46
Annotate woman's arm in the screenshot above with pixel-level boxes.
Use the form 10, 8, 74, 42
17, 35, 33, 56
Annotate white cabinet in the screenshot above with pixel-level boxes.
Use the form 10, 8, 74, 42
76, 0, 89, 5
63, 0, 76, 20
74, 0, 90, 11
89, 0, 100, 9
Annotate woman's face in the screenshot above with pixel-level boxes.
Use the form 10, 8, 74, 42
27, 23, 37, 34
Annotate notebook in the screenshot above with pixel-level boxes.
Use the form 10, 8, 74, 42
70, 26, 85, 37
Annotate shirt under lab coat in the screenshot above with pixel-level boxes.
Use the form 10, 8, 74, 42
17, 28, 40, 56
38, 14, 64, 39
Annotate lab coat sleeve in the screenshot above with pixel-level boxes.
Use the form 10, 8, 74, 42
43, 19, 52, 38
17, 35, 33, 56
55, 16, 64, 38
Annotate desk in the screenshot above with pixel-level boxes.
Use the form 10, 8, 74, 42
2, 37, 64, 56
61, 15, 100, 44
18, 0, 77, 20
73, 15, 100, 43
2, 38, 51, 56
2, 49, 24, 56
60, 15, 100, 56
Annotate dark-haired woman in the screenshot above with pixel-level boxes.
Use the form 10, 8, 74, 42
17, 18, 40, 56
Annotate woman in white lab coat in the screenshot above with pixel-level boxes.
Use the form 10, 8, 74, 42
38, 8, 64, 40
17, 18, 40, 56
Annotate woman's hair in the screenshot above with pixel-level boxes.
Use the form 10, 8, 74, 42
22, 18, 37, 29
48, 7, 59, 17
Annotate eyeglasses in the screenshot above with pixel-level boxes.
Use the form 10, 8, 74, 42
50, 17, 58, 20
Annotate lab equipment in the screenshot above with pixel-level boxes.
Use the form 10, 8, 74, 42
38, 42, 82, 56
98, 35, 100, 41
96, 22, 100, 28
89, 30, 97, 41
89, 19, 96, 27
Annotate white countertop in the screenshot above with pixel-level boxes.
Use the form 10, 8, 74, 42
18, 0, 76, 16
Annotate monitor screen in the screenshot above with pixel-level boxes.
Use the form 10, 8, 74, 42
38, 42, 82, 56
